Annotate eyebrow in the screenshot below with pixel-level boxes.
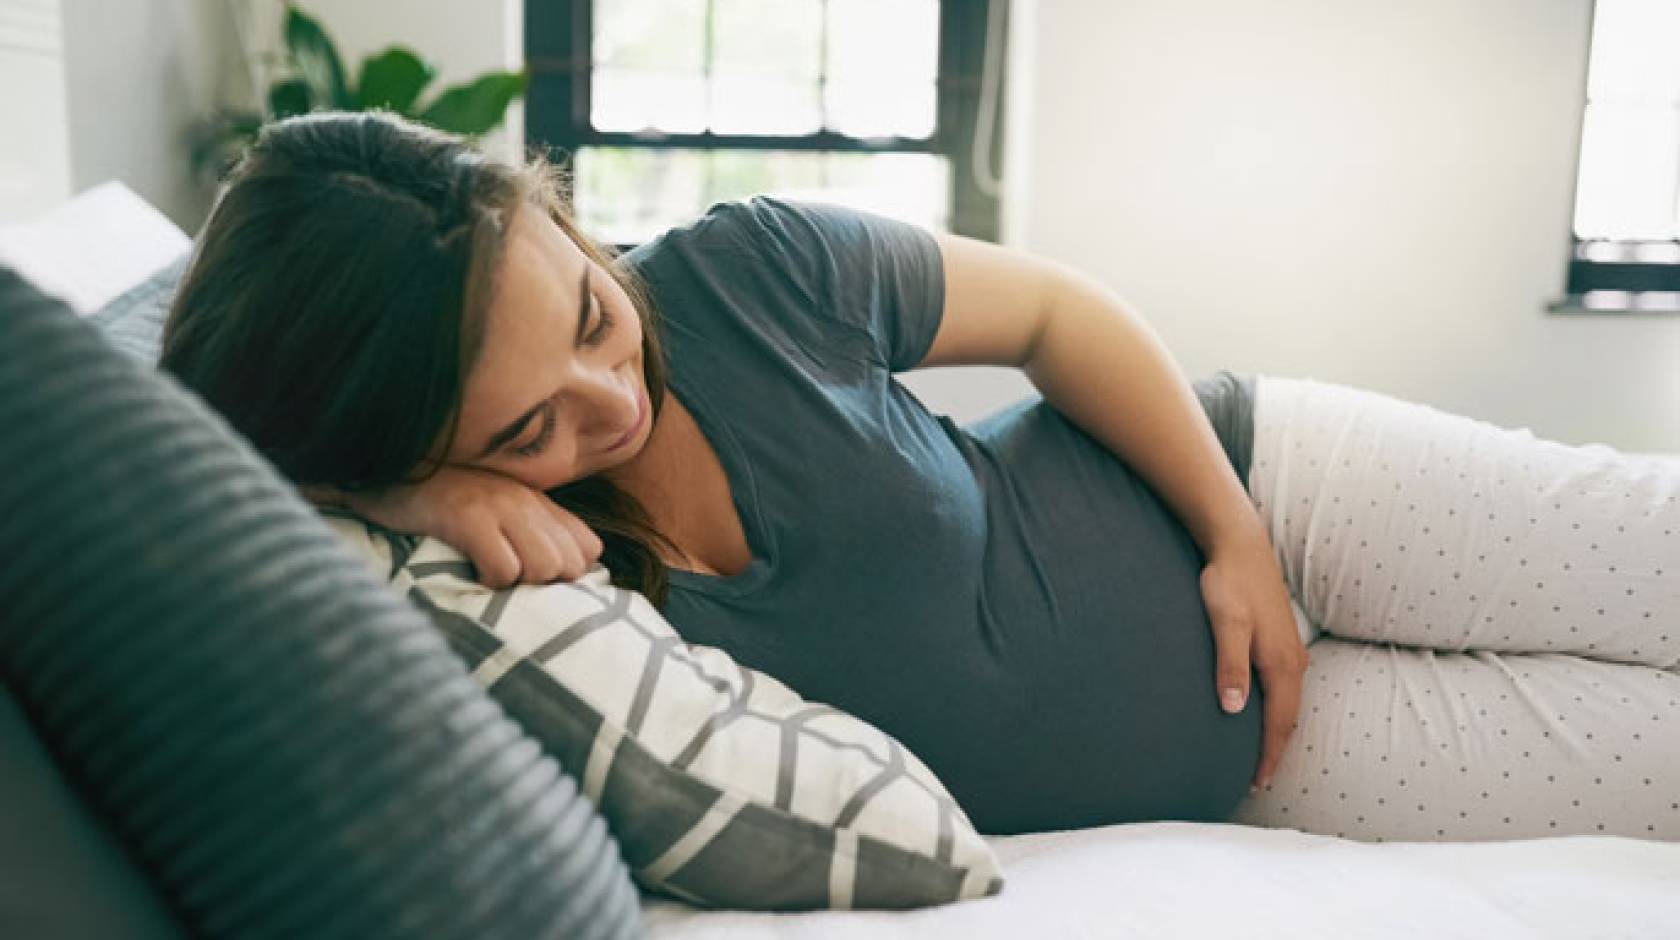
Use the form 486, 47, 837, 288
475, 266, 593, 459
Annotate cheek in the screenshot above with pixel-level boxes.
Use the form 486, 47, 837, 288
493, 437, 585, 492
534, 437, 588, 488
617, 315, 643, 359
606, 289, 643, 353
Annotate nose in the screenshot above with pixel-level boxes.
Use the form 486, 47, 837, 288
574, 367, 638, 436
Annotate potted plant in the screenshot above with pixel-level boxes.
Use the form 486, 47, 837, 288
191, 4, 527, 180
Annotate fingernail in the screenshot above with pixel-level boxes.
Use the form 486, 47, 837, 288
1221, 688, 1245, 713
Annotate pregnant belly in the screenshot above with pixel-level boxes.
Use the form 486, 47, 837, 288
912, 396, 1264, 834
667, 394, 1264, 836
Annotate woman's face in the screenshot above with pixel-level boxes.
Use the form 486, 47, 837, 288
442, 202, 651, 490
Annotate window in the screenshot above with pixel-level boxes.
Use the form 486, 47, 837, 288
524, 0, 1007, 247
1563, 0, 1680, 312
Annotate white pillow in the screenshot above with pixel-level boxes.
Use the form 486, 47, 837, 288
0, 181, 189, 315
324, 514, 1006, 911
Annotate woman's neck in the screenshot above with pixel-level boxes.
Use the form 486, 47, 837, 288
603, 390, 753, 577
603, 391, 688, 502
600, 391, 712, 569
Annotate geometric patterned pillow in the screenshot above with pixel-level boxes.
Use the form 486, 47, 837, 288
322, 513, 1006, 911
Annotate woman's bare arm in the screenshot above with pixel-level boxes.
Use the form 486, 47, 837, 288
917, 232, 1263, 556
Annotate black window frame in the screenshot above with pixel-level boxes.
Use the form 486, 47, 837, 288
523, 0, 1006, 245
1559, 0, 1680, 306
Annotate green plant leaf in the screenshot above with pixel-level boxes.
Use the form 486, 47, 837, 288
284, 5, 353, 109
268, 78, 313, 119
356, 47, 436, 114
188, 110, 264, 181
416, 71, 527, 136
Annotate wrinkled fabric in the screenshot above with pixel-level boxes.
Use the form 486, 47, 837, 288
625, 198, 1260, 834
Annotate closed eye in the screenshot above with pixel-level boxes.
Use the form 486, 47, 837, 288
513, 402, 556, 458
583, 292, 613, 347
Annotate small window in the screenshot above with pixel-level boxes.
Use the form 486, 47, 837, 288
525, 0, 1007, 247
1562, 0, 1680, 312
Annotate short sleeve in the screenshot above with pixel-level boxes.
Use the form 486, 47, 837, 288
715, 196, 947, 372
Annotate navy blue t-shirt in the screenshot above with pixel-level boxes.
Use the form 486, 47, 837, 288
622, 197, 1262, 835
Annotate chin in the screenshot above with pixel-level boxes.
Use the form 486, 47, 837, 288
595, 439, 646, 481
598, 446, 638, 476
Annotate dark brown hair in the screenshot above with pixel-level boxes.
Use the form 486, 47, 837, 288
161, 110, 679, 606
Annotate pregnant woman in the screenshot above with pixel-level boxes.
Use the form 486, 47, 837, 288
161, 111, 1679, 842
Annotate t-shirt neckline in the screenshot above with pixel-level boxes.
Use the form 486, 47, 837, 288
660, 371, 774, 598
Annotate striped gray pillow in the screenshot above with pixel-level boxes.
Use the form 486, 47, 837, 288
10, 268, 641, 938
325, 514, 1006, 911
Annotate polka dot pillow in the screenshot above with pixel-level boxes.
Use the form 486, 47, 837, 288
323, 513, 1005, 911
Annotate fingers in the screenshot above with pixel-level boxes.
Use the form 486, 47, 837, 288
545, 502, 604, 571
340, 466, 608, 588
452, 505, 569, 589
501, 511, 586, 585
1251, 661, 1305, 793
457, 524, 523, 589
445, 496, 604, 589
1248, 629, 1310, 792
1211, 613, 1254, 715
481, 501, 608, 588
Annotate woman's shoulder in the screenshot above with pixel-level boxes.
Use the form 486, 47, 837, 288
621, 196, 815, 267
624, 195, 933, 302
622, 195, 942, 372
618, 197, 836, 314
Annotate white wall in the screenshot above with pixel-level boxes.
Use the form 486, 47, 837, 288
928, 0, 1679, 453
59, 0, 238, 230
35, 0, 521, 232
0, 0, 74, 220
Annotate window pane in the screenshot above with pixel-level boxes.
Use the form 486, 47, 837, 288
1573, 102, 1680, 241
710, 0, 823, 134
574, 147, 950, 244
814, 151, 949, 226
591, 68, 708, 133
827, 0, 938, 81
826, 0, 939, 138
708, 75, 822, 136
593, 0, 705, 71
1587, 0, 1680, 103
712, 0, 822, 80
591, 0, 941, 138
591, 0, 708, 132
827, 80, 937, 139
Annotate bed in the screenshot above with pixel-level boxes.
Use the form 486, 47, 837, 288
642, 820, 1680, 938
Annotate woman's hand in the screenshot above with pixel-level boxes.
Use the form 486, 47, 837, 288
1199, 530, 1311, 794
304, 466, 603, 589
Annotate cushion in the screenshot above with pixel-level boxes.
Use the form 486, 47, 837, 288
325, 514, 1007, 911
2, 266, 643, 938
0, 181, 190, 315
87, 250, 187, 361
0, 684, 186, 939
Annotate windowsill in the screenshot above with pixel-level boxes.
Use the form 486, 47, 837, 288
1547, 291, 1680, 316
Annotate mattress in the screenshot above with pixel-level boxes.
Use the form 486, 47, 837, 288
641, 820, 1680, 938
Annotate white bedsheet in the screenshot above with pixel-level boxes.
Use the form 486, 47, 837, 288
641, 821, 1680, 939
